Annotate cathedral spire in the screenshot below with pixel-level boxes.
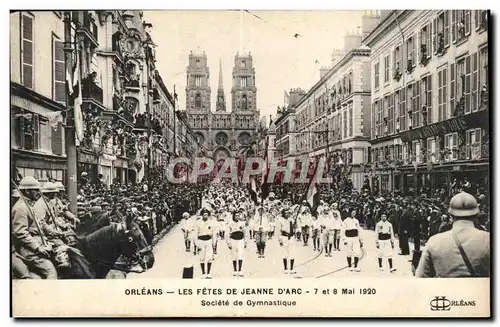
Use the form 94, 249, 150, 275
216, 59, 226, 111
218, 59, 224, 90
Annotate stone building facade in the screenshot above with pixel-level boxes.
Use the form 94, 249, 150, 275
185, 50, 258, 165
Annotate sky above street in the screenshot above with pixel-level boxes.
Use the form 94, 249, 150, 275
145, 10, 365, 120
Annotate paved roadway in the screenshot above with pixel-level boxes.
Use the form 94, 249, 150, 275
129, 224, 416, 279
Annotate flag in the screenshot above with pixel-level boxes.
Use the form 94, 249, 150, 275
260, 137, 270, 201
66, 43, 84, 142
248, 176, 258, 204
45, 111, 63, 130
284, 90, 290, 108
413, 160, 418, 172
302, 163, 320, 216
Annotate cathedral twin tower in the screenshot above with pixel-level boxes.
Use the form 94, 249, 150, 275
186, 50, 259, 161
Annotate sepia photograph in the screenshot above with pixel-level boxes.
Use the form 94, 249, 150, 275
9, 8, 491, 317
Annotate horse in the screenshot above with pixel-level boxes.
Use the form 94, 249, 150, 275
27, 213, 155, 279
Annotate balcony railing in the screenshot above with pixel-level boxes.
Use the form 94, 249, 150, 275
82, 80, 103, 104
73, 11, 99, 48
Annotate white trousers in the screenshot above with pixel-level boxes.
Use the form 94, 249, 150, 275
281, 237, 296, 259
230, 239, 245, 260
198, 239, 214, 262
377, 240, 393, 258
345, 237, 361, 257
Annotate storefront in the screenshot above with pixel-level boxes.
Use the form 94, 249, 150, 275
12, 149, 67, 184
77, 150, 99, 184
113, 156, 129, 184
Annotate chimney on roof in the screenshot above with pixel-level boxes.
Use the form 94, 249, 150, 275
361, 10, 381, 40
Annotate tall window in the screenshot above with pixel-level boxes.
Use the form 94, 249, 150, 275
349, 103, 353, 136
437, 66, 448, 121
52, 36, 65, 103
343, 108, 347, 139
435, 11, 450, 52
388, 93, 394, 134
445, 132, 458, 160
421, 75, 432, 124
348, 71, 353, 94
452, 10, 471, 43
393, 45, 401, 75
195, 93, 201, 108
419, 23, 432, 61
479, 46, 488, 107
383, 54, 390, 83
195, 76, 202, 87
374, 61, 380, 89
466, 128, 482, 159
377, 100, 383, 137
412, 81, 420, 128
240, 76, 248, 88
399, 89, 406, 131
406, 84, 413, 129
475, 10, 488, 31
471, 52, 479, 112
241, 94, 248, 110
371, 101, 377, 138
456, 56, 471, 114
21, 13, 34, 89
406, 34, 415, 69
450, 62, 456, 116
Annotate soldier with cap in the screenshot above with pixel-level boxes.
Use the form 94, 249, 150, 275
194, 207, 217, 278
12, 176, 57, 279
415, 192, 490, 278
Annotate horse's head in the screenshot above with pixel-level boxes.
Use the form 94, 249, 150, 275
120, 213, 155, 271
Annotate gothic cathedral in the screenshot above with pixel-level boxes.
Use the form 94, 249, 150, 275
186, 50, 259, 163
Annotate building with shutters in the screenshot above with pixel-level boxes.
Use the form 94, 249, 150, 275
10, 11, 183, 187
292, 11, 380, 191
10, 11, 68, 185
185, 50, 259, 171
363, 10, 489, 195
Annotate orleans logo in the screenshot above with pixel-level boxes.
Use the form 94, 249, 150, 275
430, 296, 451, 311
430, 296, 476, 311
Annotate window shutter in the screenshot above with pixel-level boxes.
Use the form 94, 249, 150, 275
51, 122, 63, 155
466, 130, 471, 159
433, 18, 438, 54
444, 10, 450, 47
53, 39, 66, 103
21, 14, 34, 89
474, 10, 479, 29
465, 10, 471, 35
427, 23, 432, 58
450, 63, 455, 117
471, 52, 478, 112
452, 10, 457, 43
33, 114, 39, 150
465, 55, 471, 113
427, 75, 432, 124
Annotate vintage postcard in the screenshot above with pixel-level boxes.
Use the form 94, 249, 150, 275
10, 9, 490, 318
